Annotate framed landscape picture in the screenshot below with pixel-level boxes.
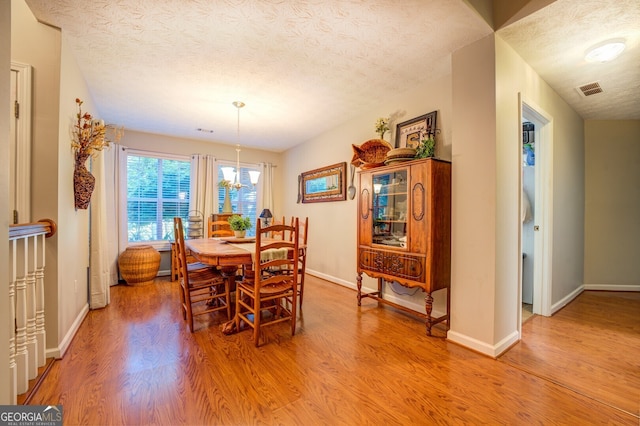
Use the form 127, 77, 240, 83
395, 111, 437, 148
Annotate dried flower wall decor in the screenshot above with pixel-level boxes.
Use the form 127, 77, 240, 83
72, 98, 122, 209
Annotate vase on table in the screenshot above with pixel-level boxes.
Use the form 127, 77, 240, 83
222, 186, 233, 213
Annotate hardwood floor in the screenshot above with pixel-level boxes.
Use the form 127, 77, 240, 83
27, 276, 639, 425
500, 290, 640, 418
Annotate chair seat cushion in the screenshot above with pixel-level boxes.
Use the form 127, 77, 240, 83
238, 279, 292, 295
260, 282, 293, 295
188, 268, 225, 287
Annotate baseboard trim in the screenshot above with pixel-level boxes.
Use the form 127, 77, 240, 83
583, 284, 640, 292
307, 269, 355, 290
550, 285, 584, 315
447, 329, 519, 358
306, 269, 445, 318
46, 303, 89, 359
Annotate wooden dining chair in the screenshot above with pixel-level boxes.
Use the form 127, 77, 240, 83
289, 216, 308, 308
207, 216, 234, 238
268, 216, 286, 240
174, 217, 231, 332
235, 218, 300, 346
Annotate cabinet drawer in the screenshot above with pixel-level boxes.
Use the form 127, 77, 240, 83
358, 248, 425, 281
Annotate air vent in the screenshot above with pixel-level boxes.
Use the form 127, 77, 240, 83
577, 82, 603, 97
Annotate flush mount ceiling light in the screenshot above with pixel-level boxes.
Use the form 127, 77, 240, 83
585, 39, 626, 63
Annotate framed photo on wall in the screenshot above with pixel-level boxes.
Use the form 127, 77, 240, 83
395, 111, 437, 148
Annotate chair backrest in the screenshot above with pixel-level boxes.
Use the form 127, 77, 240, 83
254, 218, 299, 289
288, 216, 308, 245
208, 216, 233, 237
173, 217, 190, 284
269, 216, 287, 240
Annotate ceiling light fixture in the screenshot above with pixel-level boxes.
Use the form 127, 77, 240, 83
585, 39, 626, 63
221, 101, 260, 191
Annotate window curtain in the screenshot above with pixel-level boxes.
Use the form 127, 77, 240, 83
89, 143, 124, 309
190, 154, 217, 225
257, 162, 275, 214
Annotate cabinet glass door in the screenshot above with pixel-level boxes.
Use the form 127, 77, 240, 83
372, 169, 408, 248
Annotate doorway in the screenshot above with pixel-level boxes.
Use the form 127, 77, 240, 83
519, 96, 553, 331
521, 118, 535, 321
9, 61, 32, 224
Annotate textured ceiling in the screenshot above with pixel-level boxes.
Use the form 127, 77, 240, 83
23, 0, 491, 151
498, 0, 640, 120
23, 0, 639, 152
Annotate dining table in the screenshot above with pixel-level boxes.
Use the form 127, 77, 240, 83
184, 236, 306, 334
185, 236, 305, 275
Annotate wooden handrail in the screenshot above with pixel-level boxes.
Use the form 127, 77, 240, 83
9, 218, 57, 240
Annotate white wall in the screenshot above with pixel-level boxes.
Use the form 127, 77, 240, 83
122, 130, 282, 166
12, 0, 64, 354
494, 36, 585, 312
281, 63, 454, 316
450, 34, 498, 350
448, 34, 585, 356
584, 120, 640, 289
58, 34, 97, 354
11, 0, 112, 358
0, 0, 12, 405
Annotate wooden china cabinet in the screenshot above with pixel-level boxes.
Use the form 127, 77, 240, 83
356, 158, 451, 335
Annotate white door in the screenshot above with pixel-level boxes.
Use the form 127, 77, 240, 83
520, 97, 554, 331
9, 62, 32, 224
9, 68, 17, 223
521, 119, 535, 305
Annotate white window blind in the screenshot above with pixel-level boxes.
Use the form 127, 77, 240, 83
217, 163, 260, 237
126, 152, 191, 242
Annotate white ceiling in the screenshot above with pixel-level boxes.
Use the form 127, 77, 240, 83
24, 0, 640, 152
497, 0, 640, 121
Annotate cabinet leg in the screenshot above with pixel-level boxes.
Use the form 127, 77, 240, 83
356, 273, 362, 306
425, 293, 434, 336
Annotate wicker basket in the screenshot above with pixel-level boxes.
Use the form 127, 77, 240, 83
118, 245, 161, 286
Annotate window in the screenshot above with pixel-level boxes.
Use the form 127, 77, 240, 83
217, 163, 260, 237
125, 151, 191, 244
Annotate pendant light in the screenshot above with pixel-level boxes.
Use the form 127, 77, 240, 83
221, 101, 260, 189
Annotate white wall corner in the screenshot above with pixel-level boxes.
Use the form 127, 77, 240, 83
447, 329, 519, 358
550, 285, 584, 315
46, 303, 89, 359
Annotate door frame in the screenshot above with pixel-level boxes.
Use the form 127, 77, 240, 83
518, 95, 554, 333
10, 61, 32, 224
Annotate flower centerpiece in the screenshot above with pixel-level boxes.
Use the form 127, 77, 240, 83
71, 98, 122, 209
228, 215, 252, 238
374, 117, 390, 140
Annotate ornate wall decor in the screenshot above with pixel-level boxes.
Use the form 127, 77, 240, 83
301, 162, 347, 203
71, 98, 122, 209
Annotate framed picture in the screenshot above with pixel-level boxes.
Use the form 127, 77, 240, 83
395, 111, 437, 148
301, 162, 347, 203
